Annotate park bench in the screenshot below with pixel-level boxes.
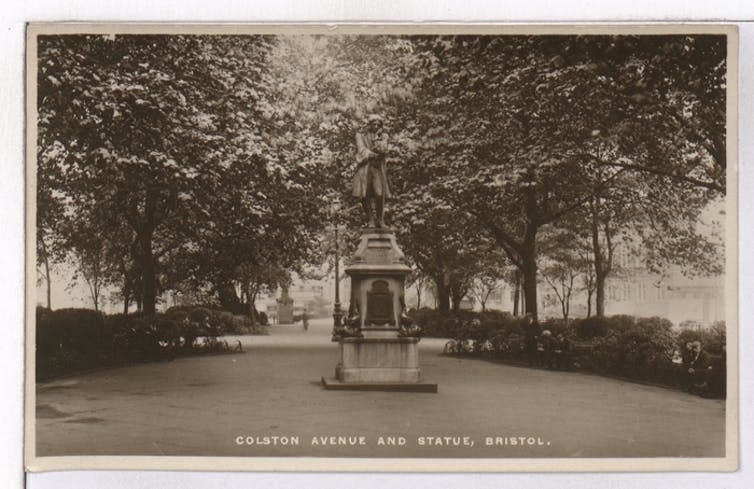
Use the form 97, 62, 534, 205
562, 340, 595, 369
569, 340, 595, 355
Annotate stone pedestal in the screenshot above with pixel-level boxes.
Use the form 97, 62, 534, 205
336, 337, 420, 383
323, 228, 437, 393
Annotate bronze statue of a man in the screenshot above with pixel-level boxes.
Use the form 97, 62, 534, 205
352, 132, 390, 228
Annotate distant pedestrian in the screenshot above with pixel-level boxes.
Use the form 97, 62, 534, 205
522, 313, 540, 367
554, 333, 570, 370
680, 342, 695, 391
302, 310, 309, 331
685, 341, 712, 395
540, 330, 555, 369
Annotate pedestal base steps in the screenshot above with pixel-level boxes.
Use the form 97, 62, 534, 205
321, 377, 438, 393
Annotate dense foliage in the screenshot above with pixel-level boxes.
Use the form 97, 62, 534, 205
36, 306, 264, 380
37, 35, 329, 315
37, 34, 726, 323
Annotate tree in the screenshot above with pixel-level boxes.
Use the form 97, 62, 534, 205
564, 160, 722, 317
259, 35, 417, 225
539, 228, 589, 321
406, 269, 429, 309
70, 238, 109, 312
258, 35, 477, 313
37, 34, 726, 320
386, 36, 601, 317
560, 35, 727, 314
39, 36, 258, 312
578, 244, 597, 318
469, 276, 498, 313
36, 142, 69, 309
511, 269, 523, 316
38, 35, 330, 314
467, 251, 509, 312
577, 35, 727, 194
385, 35, 726, 319
235, 262, 289, 323
392, 197, 495, 313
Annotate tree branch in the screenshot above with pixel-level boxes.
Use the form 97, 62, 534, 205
578, 152, 725, 194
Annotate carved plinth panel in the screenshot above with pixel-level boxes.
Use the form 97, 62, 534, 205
366, 280, 394, 326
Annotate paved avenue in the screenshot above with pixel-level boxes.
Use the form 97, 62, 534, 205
36, 318, 725, 458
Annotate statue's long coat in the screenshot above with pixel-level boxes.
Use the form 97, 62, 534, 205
352, 133, 391, 199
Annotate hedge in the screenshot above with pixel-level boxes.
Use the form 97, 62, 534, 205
36, 308, 110, 378
36, 305, 267, 381
410, 308, 726, 394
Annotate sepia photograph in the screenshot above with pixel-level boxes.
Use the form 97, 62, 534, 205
25, 23, 738, 472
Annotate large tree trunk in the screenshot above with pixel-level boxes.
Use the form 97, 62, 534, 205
521, 262, 537, 317
521, 188, 540, 318
586, 288, 593, 318
520, 226, 538, 318
590, 196, 612, 317
243, 281, 253, 318
512, 270, 521, 316
123, 290, 130, 314
39, 238, 52, 309
122, 268, 131, 315
141, 255, 157, 314
139, 225, 157, 315
595, 272, 607, 317
43, 251, 52, 310
435, 277, 450, 313
561, 283, 570, 321
132, 191, 160, 316
450, 286, 464, 313
248, 287, 259, 325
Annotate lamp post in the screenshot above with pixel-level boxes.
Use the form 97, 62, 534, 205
331, 199, 344, 335
333, 225, 343, 329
